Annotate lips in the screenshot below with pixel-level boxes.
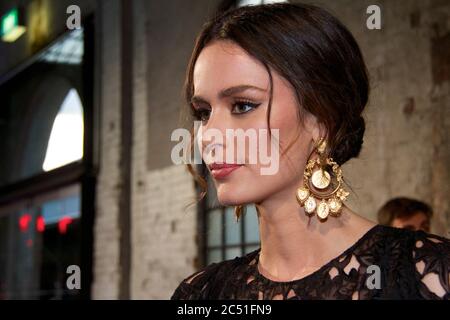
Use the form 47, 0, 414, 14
209, 163, 243, 179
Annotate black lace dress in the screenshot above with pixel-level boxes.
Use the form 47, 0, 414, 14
171, 225, 450, 300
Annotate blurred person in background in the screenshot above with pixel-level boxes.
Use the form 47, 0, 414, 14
378, 197, 433, 232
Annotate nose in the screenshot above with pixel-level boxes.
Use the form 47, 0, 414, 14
204, 106, 232, 132
199, 106, 235, 162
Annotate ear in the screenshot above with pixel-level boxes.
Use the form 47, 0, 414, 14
313, 123, 328, 145
306, 113, 327, 144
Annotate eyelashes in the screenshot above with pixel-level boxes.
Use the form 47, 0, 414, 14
231, 100, 261, 114
191, 100, 262, 123
191, 108, 211, 122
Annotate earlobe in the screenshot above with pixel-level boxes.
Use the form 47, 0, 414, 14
304, 113, 326, 143
314, 122, 328, 144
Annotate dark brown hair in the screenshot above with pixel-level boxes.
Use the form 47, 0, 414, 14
378, 197, 433, 226
185, 3, 369, 209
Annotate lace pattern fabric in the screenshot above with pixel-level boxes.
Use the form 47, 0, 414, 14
171, 225, 450, 300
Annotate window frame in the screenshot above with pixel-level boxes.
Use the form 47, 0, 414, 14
0, 15, 96, 300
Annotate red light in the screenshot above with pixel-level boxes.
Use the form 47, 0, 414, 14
26, 239, 33, 247
19, 214, 32, 232
58, 216, 73, 234
36, 216, 45, 233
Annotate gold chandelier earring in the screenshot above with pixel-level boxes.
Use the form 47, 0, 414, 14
296, 138, 349, 220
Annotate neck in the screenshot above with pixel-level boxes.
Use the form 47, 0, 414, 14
255, 183, 373, 281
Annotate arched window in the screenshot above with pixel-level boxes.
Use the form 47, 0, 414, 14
42, 89, 84, 172
0, 21, 94, 300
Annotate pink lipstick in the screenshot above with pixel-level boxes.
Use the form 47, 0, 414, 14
209, 163, 243, 179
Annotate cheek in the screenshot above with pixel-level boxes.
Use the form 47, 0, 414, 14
214, 105, 311, 206
267, 98, 310, 177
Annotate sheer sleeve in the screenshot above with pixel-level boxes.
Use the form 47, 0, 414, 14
412, 231, 450, 299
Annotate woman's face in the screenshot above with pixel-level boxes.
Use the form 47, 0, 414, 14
192, 40, 319, 206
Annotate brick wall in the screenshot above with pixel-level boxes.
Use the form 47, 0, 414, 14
308, 0, 450, 236
91, 0, 122, 299
130, 165, 198, 299
128, 0, 220, 299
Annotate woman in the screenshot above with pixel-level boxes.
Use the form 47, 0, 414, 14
171, 3, 449, 299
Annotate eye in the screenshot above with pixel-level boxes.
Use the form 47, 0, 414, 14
231, 100, 261, 114
192, 107, 211, 123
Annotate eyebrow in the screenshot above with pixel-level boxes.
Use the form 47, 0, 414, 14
191, 85, 267, 104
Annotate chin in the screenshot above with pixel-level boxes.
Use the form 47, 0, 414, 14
215, 182, 254, 206
216, 191, 247, 207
